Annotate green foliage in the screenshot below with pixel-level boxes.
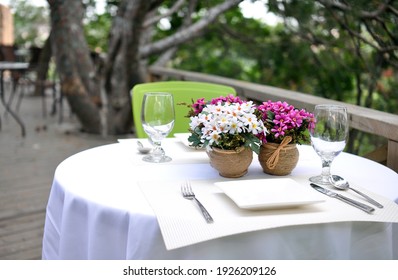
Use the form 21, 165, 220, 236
9, 0, 50, 48
83, 13, 112, 52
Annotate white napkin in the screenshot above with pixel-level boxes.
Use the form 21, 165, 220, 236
117, 138, 208, 165
138, 178, 398, 250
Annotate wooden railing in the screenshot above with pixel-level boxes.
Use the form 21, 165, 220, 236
148, 66, 398, 173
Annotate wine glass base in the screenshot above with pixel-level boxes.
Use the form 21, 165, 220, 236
142, 155, 172, 163
309, 175, 331, 185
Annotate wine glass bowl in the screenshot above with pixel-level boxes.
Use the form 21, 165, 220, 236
309, 104, 348, 185
141, 92, 175, 163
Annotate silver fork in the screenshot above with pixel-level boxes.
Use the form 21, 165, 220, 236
181, 181, 214, 223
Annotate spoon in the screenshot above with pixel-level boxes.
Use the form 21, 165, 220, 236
329, 175, 383, 208
137, 140, 152, 154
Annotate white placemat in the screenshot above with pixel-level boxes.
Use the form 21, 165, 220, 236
138, 178, 398, 250
118, 138, 208, 165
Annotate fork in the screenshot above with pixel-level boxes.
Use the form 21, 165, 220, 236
181, 181, 214, 223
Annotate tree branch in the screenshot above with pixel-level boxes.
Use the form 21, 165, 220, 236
387, 3, 398, 16
139, 0, 243, 58
152, 0, 199, 66
326, 5, 389, 52
317, 0, 393, 19
143, 0, 186, 28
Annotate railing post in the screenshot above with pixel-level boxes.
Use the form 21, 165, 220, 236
387, 140, 398, 173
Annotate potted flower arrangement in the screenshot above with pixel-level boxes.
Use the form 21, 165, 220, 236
187, 95, 267, 178
255, 100, 315, 175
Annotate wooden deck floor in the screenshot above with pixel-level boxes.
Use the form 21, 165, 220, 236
0, 87, 119, 259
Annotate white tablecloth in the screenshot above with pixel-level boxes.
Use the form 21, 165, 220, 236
42, 138, 398, 259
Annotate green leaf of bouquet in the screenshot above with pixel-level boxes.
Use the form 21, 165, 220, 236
188, 133, 202, 147
243, 134, 261, 154
266, 111, 275, 121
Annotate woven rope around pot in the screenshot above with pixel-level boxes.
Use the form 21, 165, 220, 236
206, 146, 253, 178
258, 136, 299, 176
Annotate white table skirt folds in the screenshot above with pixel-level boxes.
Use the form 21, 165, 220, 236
42, 137, 398, 259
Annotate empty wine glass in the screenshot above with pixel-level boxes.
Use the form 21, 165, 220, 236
309, 104, 349, 185
141, 92, 175, 163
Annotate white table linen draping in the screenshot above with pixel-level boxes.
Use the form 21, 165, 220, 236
42, 138, 398, 259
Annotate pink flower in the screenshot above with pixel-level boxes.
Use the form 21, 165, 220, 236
210, 94, 244, 105
192, 98, 206, 115
288, 110, 303, 128
271, 125, 287, 138
255, 100, 315, 144
273, 114, 290, 127
190, 95, 243, 117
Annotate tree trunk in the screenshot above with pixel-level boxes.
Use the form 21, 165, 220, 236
48, 0, 163, 135
49, 0, 101, 133
102, 0, 162, 134
33, 33, 52, 96
48, 0, 242, 135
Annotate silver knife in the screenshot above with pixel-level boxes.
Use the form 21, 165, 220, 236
310, 183, 375, 214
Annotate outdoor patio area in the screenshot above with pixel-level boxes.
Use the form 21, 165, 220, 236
0, 84, 120, 259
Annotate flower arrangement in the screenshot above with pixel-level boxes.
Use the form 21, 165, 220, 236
187, 95, 267, 154
256, 100, 315, 144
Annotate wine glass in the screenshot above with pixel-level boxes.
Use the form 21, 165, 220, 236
309, 104, 349, 185
141, 92, 175, 163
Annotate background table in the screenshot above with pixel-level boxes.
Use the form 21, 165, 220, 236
42, 138, 398, 259
0, 62, 29, 136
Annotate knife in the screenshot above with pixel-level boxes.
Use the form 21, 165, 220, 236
310, 183, 375, 214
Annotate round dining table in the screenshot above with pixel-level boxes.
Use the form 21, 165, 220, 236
42, 137, 398, 260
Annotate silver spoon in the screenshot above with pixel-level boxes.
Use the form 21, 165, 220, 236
329, 175, 383, 208
137, 140, 152, 154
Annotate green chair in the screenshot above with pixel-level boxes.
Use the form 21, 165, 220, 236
131, 81, 237, 138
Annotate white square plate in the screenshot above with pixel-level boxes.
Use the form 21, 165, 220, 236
215, 178, 325, 210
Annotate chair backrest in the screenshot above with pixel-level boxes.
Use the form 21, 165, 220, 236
0, 45, 17, 61
131, 81, 237, 138
0, 45, 23, 80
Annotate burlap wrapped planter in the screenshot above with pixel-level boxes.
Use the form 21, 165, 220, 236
258, 141, 299, 176
206, 146, 253, 178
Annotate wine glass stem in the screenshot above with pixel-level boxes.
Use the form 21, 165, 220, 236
152, 141, 165, 159
321, 159, 332, 183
